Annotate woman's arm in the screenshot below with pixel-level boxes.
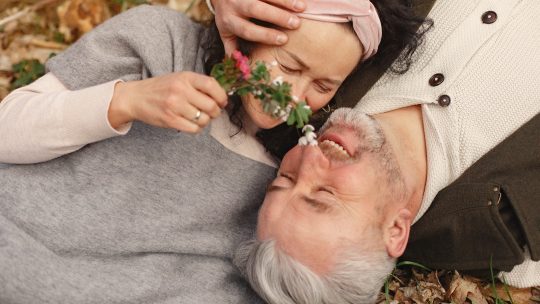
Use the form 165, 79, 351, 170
0, 73, 129, 164
0, 71, 227, 164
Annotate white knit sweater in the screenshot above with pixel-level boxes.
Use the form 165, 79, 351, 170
356, 0, 540, 287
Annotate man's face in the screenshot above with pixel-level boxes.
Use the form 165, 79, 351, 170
257, 108, 400, 274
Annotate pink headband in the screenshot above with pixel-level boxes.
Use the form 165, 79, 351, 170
296, 0, 382, 60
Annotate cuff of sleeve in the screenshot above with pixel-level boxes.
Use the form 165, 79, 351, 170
62, 79, 132, 144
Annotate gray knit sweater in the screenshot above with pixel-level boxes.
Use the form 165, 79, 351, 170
0, 5, 274, 303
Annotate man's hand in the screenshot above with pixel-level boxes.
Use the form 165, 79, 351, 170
212, 0, 307, 54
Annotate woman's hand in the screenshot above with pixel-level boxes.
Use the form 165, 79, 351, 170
212, 0, 307, 54
108, 72, 228, 133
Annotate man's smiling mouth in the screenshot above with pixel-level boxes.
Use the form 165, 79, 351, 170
319, 139, 351, 160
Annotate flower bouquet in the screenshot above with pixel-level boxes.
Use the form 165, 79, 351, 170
211, 51, 317, 146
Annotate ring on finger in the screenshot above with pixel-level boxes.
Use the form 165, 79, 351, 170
192, 110, 202, 122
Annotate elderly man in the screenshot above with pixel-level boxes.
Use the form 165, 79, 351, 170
234, 107, 539, 303
213, 0, 540, 302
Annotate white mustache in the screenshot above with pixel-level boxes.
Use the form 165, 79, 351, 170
320, 108, 386, 154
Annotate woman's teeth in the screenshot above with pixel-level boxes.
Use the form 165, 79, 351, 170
320, 140, 350, 158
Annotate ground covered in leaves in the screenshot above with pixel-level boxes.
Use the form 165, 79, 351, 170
1, 1, 539, 303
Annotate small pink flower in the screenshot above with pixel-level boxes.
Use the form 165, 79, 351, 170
232, 50, 244, 62
232, 50, 251, 79
239, 62, 251, 79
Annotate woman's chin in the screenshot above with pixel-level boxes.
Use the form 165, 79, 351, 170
253, 115, 283, 130
242, 96, 283, 130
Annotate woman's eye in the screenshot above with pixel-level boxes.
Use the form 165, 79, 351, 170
279, 64, 299, 74
315, 83, 332, 94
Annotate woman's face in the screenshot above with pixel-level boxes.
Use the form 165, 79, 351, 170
242, 19, 363, 129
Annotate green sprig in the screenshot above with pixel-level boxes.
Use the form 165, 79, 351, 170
211, 55, 312, 128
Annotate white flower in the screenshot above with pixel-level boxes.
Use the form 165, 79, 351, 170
303, 104, 311, 110
280, 111, 289, 121
298, 134, 318, 146
272, 76, 284, 85
228, 91, 234, 96
298, 124, 318, 146
292, 95, 299, 102
302, 124, 315, 133
306, 132, 317, 141
254, 90, 262, 95
270, 60, 278, 67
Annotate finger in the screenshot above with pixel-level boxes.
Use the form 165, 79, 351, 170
187, 90, 222, 118
229, 16, 289, 46
264, 0, 306, 12
193, 111, 211, 128
188, 75, 228, 109
163, 111, 201, 133
169, 116, 201, 133
166, 98, 202, 123
222, 36, 238, 56
240, 0, 301, 30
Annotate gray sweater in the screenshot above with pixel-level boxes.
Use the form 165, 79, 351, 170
0, 5, 274, 303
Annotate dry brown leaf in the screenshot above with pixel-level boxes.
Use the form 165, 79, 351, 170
412, 268, 427, 282
426, 271, 443, 286
167, 0, 213, 23
481, 284, 537, 304
0, 70, 13, 100
1, 34, 58, 66
400, 282, 445, 304
448, 271, 488, 304
417, 281, 445, 303
57, 0, 111, 42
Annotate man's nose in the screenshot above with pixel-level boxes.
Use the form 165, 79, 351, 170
297, 145, 330, 178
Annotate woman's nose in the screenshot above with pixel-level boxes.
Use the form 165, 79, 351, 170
290, 79, 311, 102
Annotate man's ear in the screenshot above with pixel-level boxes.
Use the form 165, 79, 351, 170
383, 208, 412, 258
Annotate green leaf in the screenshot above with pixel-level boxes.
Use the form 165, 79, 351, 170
296, 112, 305, 128
286, 110, 296, 126
11, 59, 46, 90
395, 261, 432, 272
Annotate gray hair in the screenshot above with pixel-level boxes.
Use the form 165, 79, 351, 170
234, 239, 395, 304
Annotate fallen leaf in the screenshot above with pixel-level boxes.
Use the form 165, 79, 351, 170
57, 0, 111, 42
482, 284, 537, 304
448, 271, 488, 304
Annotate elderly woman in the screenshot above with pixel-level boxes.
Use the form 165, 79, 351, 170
0, 1, 427, 302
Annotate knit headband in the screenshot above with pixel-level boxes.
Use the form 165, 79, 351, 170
296, 0, 382, 60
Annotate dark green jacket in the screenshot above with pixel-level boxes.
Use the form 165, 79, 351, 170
403, 113, 540, 275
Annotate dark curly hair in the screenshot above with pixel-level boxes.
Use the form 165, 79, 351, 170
202, 0, 433, 159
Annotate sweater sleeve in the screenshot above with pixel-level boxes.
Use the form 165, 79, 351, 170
0, 73, 131, 164
46, 4, 206, 90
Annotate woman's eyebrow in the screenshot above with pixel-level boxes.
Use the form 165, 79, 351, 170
282, 49, 309, 70
282, 49, 343, 86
